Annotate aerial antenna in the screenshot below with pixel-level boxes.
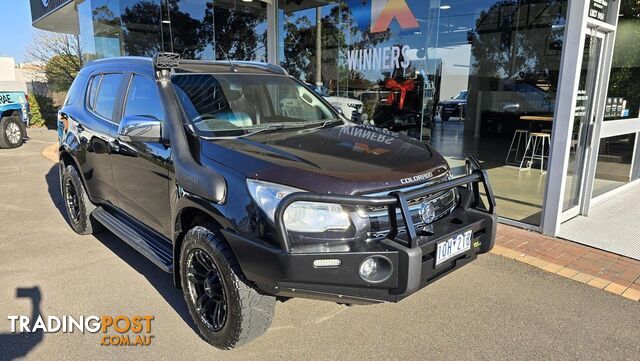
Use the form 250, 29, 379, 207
217, 44, 238, 73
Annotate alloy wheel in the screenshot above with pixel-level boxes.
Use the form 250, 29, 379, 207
186, 248, 227, 332
64, 178, 80, 223
5, 122, 21, 145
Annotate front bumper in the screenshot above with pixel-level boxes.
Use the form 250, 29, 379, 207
223, 156, 496, 304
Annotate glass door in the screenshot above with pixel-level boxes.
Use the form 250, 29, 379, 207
562, 31, 605, 218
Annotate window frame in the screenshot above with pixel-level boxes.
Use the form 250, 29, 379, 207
85, 74, 102, 112
121, 73, 166, 123
85, 72, 126, 124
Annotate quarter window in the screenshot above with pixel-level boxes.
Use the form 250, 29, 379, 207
86, 75, 101, 110
93, 74, 124, 121
123, 75, 165, 121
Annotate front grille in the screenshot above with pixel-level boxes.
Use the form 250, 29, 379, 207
363, 176, 458, 240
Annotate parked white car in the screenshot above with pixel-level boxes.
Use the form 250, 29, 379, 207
324, 96, 364, 121
304, 82, 365, 121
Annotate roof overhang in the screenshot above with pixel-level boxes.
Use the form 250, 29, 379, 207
30, 0, 79, 35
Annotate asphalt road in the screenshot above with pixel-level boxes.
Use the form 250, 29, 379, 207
0, 130, 638, 361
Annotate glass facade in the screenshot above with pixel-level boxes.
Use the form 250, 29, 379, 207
37, 0, 640, 230
591, 0, 640, 197
77, 0, 268, 61
278, 0, 567, 225
429, 1, 566, 225
604, 1, 640, 121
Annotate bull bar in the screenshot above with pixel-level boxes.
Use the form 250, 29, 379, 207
274, 155, 496, 253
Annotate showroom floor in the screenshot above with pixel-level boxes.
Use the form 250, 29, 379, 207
430, 120, 546, 225
559, 185, 640, 260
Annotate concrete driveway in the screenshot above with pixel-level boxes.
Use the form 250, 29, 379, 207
0, 130, 638, 361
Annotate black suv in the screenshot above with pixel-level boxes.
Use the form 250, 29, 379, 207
57, 54, 496, 349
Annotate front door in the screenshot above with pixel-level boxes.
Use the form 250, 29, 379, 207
110, 73, 172, 237
562, 31, 606, 219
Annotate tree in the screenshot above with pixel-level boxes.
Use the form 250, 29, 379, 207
280, 3, 389, 91
26, 31, 83, 92
120, 1, 162, 57
27, 94, 45, 127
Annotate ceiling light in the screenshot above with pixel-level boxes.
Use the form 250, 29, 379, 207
440, 5, 451, 10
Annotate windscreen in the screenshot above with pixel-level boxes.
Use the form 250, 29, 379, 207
172, 73, 338, 137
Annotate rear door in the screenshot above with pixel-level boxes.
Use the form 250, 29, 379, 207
79, 72, 126, 203
110, 73, 172, 237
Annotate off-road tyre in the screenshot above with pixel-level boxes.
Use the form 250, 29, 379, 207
0, 116, 24, 148
180, 225, 275, 349
61, 164, 101, 235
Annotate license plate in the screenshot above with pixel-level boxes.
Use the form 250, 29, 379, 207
435, 229, 473, 266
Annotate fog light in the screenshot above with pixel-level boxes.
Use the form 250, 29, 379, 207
359, 256, 393, 283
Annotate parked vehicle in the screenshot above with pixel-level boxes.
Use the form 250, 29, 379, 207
481, 81, 555, 135
0, 91, 29, 148
438, 90, 467, 122
324, 95, 364, 122
305, 83, 365, 122
57, 54, 496, 349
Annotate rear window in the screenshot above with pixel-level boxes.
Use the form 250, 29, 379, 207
93, 74, 124, 121
65, 74, 87, 106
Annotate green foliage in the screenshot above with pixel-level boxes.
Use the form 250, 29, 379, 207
45, 54, 81, 92
281, 4, 389, 90
28, 94, 57, 129
27, 94, 45, 127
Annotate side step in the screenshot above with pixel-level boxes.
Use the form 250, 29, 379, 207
92, 207, 174, 273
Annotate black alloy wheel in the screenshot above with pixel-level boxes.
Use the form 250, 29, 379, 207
186, 248, 227, 332
60, 164, 100, 235
64, 176, 81, 224
179, 225, 275, 349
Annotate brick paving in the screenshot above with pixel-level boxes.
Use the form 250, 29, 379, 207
492, 224, 640, 301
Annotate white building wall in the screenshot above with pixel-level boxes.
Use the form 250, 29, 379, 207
0, 57, 38, 93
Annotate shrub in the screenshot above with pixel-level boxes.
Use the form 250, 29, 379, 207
30, 94, 58, 129
28, 93, 46, 127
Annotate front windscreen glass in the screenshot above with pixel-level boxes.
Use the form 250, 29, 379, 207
172, 73, 339, 137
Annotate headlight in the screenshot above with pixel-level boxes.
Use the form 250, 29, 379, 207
283, 201, 350, 233
246, 179, 351, 233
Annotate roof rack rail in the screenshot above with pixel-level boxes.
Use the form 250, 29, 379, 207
232, 61, 289, 75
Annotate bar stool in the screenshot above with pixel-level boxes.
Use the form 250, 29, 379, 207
520, 132, 551, 173
505, 129, 528, 166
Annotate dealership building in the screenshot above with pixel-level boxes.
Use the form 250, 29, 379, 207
30, 0, 640, 259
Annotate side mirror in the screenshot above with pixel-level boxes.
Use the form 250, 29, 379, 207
118, 115, 163, 143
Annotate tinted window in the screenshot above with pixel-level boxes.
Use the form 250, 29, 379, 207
86, 75, 102, 110
94, 74, 124, 121
66, 74, 87, 106
123, 75, 164, 121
